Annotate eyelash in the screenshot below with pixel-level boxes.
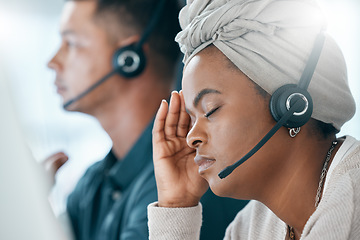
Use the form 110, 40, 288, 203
204, 106, 220, 118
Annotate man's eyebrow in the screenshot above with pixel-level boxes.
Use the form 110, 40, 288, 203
194, 88, 221, 107
61, 29, 76, 37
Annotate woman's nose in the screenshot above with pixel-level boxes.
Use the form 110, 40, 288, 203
186, 121, 207, 148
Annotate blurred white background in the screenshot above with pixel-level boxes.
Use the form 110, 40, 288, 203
0, 0, 359, 215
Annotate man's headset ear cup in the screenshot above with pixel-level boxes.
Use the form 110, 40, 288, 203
112, 44, 146, 78
269, 84, 313, 128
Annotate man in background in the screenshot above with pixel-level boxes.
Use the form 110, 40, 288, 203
47, 0, 248, 239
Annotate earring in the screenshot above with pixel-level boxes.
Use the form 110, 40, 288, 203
289, 127, 301, 138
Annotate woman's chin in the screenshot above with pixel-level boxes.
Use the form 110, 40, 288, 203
206, 171, 250, 199
207, 176, 235, 198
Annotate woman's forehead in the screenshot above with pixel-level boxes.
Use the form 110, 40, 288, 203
182, 52, 224, 91
182, 53, 251, 106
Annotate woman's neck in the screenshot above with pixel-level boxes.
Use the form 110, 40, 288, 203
259, 134, 340, 239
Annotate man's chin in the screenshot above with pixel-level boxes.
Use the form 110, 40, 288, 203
62, 101, 77, 111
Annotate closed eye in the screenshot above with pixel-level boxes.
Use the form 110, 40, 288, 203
204, 106, 220, 118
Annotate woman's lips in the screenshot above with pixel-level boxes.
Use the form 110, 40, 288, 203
194, 155, 215, 173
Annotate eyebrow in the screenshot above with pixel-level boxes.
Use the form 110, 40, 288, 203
193, 88, 221, 107
61, 29, 77, 37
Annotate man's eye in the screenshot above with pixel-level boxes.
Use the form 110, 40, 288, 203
67, 41, 77, 47
204, 106, 220, 118
64, 40, 79, 48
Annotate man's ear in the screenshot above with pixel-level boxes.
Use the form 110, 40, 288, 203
117, 35, 141, 48
116, 34, 151, 56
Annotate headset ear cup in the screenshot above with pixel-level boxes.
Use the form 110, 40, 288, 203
269, 84, 313, 128
112, 44, 146, 78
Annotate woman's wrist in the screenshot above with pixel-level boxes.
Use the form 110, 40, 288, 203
158, 196, 200, 208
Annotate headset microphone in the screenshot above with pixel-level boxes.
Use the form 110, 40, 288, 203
218, 99, 306, 179
63, 68, 118, 109
218, 30, 326, 179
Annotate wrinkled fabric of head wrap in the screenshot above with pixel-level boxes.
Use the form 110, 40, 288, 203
175, 0, 356, 130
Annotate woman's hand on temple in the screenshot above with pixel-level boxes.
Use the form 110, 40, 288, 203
152, 91, 209, 208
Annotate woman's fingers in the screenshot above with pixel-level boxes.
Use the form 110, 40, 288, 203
154, 91, 191, 141
177, 90, 191, 138
164, 91, 181, 138
153, 99, 168, 144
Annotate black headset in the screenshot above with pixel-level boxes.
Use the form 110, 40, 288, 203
269, 31, 326, 128
218, 30, 326, 179
112, 0, 167, 78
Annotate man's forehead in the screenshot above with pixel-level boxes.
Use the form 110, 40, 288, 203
61, 1, 96, 27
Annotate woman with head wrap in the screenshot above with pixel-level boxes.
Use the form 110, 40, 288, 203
148, 0, 360, 239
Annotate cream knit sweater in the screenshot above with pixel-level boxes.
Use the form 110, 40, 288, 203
148, 136, 360, 239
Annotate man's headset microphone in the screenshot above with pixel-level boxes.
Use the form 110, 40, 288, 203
63, 0, 167, 109
218, 29, 326, 179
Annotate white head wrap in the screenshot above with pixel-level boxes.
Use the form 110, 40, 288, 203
176, 0, 356, 130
